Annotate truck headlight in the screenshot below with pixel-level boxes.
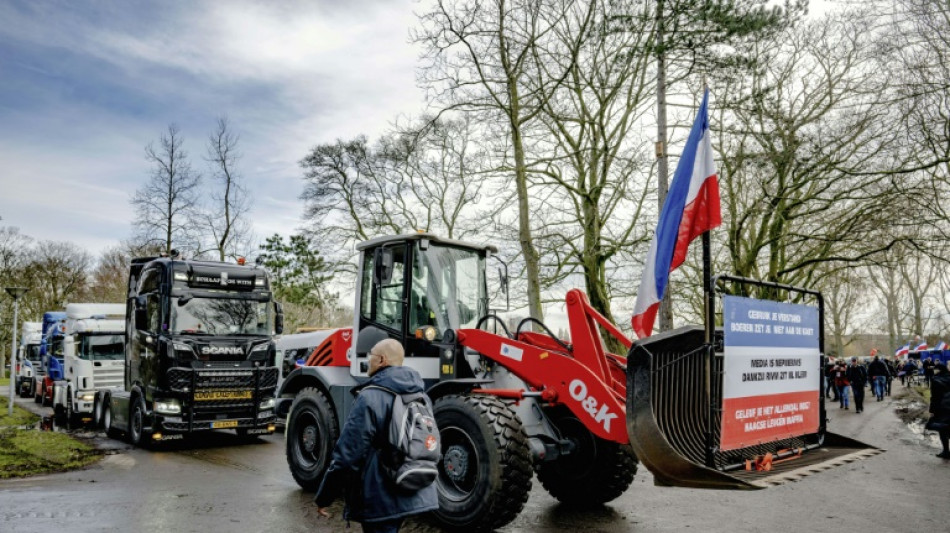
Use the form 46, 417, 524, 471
80, 392, 95, 401
250, 344, 269, 354
155, 399, 182, 415
259, 398, 275, 410
173, 342, 193, 353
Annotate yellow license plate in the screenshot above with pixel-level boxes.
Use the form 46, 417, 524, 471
194, 390, 253, 401
212, 420, 239, 429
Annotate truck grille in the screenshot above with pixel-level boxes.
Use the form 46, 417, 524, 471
92, 366, 124, 389
167, 367, 278, 392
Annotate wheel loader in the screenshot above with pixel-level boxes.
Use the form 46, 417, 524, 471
277, 233, 878, 531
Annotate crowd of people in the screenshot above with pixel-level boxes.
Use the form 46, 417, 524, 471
824, 349, 950, 460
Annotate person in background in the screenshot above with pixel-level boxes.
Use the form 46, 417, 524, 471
826, 358, 839, 402
835, 360, 851, 410
847, 357, 868, 413
903, 358, 919, 387
885, 357, 897, 396
867, 353, 890, 402
923, 357, 935, 388
928, 362, 950, 459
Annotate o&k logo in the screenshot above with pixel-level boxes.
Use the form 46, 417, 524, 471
568, 378, 618, 433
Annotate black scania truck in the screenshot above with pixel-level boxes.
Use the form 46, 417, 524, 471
99, 254, 283, 445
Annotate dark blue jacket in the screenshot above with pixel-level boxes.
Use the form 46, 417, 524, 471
314, 365, 439, 523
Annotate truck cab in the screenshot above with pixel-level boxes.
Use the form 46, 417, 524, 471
52, 303, 125, 426
101, 254, 283, 445
34, 312, 67, 406
16, 322, 42, 398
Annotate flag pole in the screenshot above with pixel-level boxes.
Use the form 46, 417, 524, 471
701, 82, 716, 468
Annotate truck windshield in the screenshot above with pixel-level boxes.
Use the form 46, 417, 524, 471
409, 244, 486, 339
171, 296, 272, 336
79, 333, 124, 361
25, 344, 41, 362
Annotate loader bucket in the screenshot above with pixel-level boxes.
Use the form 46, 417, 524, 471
626, 326, 881, 489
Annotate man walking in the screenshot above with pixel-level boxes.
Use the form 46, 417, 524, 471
314, 339, 439, 532
868, 353, 890, 402
847, 357, 868, 413
928, 362, 950, 459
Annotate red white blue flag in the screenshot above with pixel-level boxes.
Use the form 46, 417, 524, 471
896, 344, 910, 357
632, 89, 721, 338
936, 340, 947, 350
915, 341, 928, 351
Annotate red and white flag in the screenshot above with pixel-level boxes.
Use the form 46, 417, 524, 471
632, 89, 721, 338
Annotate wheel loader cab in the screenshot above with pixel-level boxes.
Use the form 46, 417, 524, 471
351, 233, 493, 381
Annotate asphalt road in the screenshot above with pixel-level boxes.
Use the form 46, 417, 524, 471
1, 387, 947, 533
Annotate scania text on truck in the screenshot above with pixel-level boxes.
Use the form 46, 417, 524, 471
16, 321, 42, 398
50, 303, 125, 427
99, 253, 284, 445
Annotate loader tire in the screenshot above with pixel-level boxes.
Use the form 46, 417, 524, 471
432, 394, 532, 532
535, 408, 638, 506
286, 387, 338, 491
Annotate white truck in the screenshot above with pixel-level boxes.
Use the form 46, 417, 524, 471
52, 303, 126, 427
16, 321, 43, 397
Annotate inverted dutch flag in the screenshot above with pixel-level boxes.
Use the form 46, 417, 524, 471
936, 340, 947, 350
631, 89, 721, 338
896, 344, 909, 357
915, 341, 928, 351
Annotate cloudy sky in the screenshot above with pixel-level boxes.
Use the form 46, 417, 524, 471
0, 0, 425, 257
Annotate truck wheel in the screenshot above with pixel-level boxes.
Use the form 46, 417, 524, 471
65, 389, 75, 429
286, 387, 338, 491
535, 408, 638, 506
33, 381, 41, 404
103, 400, 120, 439
41, 383, 51, 407
93, 393, 104, 429
19, 380, 29, 398
432, 394, 532, 532
129, 398, 149, 447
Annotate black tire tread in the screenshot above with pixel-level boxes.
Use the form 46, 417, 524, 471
286, 386, 339, 491
434, 394, 532, 532
535, 412, 638, 506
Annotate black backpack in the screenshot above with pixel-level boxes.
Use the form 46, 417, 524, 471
364, 386, 441, 491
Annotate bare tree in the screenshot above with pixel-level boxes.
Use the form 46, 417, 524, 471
414, 0, 587, 324
717, 15, 917, 291
22, 240, 92, 314
86, 246, 130, 304
202, 117, 253, 261
132, 124, 201, 255
531, 0, 655, 326
299, 118, 487, 267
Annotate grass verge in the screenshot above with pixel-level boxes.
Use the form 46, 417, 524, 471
0, 394, 102, 479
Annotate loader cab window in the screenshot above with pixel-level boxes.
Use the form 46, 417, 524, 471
371, 244, 407, 332
410, 243, 486, 338
359, 253, 375, 321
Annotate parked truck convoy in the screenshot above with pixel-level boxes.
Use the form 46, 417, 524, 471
15, 321, 42, 398
98, 253, 284, 445
33, 311, 67, 406
48, 303, 126, 426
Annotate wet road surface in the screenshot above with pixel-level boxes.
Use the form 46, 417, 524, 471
1, 388, 948, 532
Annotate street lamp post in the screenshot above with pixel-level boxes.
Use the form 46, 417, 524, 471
5, 287, 28, 416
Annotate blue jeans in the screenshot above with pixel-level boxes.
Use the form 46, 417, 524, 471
872, 376, 886, 399
838, 385, 851, 408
